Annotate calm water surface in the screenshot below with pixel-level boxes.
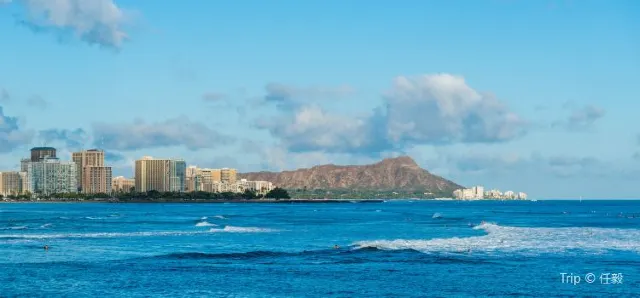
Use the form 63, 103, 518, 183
1, 200, 639, 297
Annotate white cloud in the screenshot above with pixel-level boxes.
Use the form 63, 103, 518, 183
260, 73, 527, 155
264, 82, 354, 109
552, 104, 606, 131
6, 0, 131, 48
0, 106, 34, 152
257, 105, 380, 154
93, 116, 235, 151
384, 74, 526, 144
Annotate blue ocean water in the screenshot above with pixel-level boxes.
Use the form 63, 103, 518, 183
1, 200, 639, 297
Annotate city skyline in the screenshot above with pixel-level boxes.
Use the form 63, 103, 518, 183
0, 146, 272, 197
1, 1, 639, 198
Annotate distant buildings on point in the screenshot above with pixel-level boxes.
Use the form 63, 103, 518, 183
453, 186, 528, 200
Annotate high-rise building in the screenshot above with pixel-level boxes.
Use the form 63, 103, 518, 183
198, 168, 218, 190
72, 149, 105, 191
82, 166, 112, 194
0, 171, 28, 196
185, 166, 199, 192
135, 156, 186, 192
169, 159, 186, 192
20, 159, 30, 172
27, 158, 77, 195
221, 168, 237, 184
30, 147, 56, 162
210, 169, 222, 182
186, 166, 198, 178
112, 176, 135, 193
472, 186, 484, 199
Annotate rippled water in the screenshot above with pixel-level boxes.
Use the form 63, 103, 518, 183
1, 201, 639, 297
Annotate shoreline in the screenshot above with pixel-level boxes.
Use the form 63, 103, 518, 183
0, 199, 386, 204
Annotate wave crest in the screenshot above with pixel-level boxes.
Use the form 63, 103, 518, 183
209, 226, 276, 233
355, 223, 640, 254
195, 221, 217, 227
1, 226, 28, 230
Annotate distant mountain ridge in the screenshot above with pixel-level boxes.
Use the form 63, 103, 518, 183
239, 156, 462, 193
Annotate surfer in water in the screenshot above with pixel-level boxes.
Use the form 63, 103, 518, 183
333, 245, 340, 249
43, 245, 49, 251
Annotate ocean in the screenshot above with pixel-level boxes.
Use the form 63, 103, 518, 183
1, 200, 639, 297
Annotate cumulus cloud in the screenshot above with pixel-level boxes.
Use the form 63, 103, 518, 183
26, 95, 49, 109
5, 0, 131, 48
260, 74, 527, 155
257, 105, 384, 154
553, 104, 606, 131
383, 74, 526, 144
263, 82, 354, 109
0, 106, 34, 152
38, 128, 88, 149
93, 116, 234, 151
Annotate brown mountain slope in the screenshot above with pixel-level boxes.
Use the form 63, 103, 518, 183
239, 156, 463, 192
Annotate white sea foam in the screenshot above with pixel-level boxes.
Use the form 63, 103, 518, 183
213, 215, 227, 219
1, 226, 28, 230
354, 223, 640, 254
84, 217, 105, 220
40, 223, 53, 229
195, 221, 217, 227
200, 216, 208, 220
0, 230, 211, 239
0, 226, 276, 239
432, 213, 442, 219
208, 226, 276, 233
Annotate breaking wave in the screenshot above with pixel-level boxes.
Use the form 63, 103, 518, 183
0, 226, 276, 240
195, 221, 217, 227
354, 223, 640, 254
0, 231, 208, 240
1, 226, 28, 230
209, 226, 276, 233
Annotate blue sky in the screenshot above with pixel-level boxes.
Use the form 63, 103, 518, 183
0, 0, 638, 198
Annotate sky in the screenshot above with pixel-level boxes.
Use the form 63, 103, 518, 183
0, 0, 638, 198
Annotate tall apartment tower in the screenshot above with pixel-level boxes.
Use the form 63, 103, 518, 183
220, 168, 237, 184
27, 158, 77, 195
72, 149, 105, 191
30, 147, 56, 162
20, 159, 30, 172
0, 171, 28, 196
135, 156, 186, 192
82, 166, 112, 194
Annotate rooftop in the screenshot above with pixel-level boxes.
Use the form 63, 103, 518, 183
30, 147, 56, 151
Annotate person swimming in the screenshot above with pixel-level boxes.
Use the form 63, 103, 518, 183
333, 245, 340, 249
43, 245, 49, 250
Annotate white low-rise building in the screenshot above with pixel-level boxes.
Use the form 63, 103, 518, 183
455, 186, 529, 200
